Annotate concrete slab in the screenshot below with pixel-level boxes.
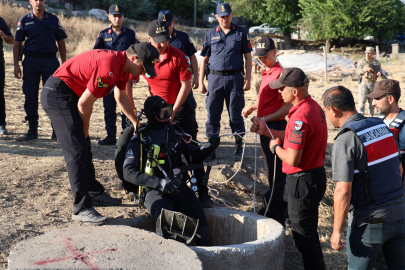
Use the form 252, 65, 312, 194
8, 225, 202, 270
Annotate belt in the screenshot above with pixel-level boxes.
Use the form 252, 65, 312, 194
287, 166, 324, 177
209, 67, 243, 76
25, 51, 56, 59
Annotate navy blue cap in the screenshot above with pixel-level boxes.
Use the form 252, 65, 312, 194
216, 3, 232, 17
158, 10, 173, 26
109, 4, 124, 15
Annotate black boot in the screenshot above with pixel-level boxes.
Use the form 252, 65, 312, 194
98, 134, 116, 145
16, 120, 38, 141
233, 136, 243, 161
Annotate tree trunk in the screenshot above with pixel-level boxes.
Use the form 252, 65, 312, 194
325, 39, 331, 53
283, 32, 292, 49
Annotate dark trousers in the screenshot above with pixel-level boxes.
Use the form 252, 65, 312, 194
145, 180, 208, 227
205, 73, 245, 137
102, 91, 128, 135
23, 56, 59, 120
41, 76, 105, 214
287, 167, 327, 270
260, 120, 287, 188
0, 58, 5, 126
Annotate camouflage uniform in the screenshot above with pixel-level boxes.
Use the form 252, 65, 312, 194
356, 58, 382, 115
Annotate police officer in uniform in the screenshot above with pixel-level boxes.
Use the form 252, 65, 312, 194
94, 4, 139, 145
199, 2, 252, 161
13, 0, 67, 141
123, 95, 219, 245
0, 17, 14, 135
158, 10, 199, 136
323, 86, 405, 269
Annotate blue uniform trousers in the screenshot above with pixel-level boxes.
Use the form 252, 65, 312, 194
205, 73, 245, 137
102, 91, 128, 135
22, 56, 59, 121
41, 76, 105, 214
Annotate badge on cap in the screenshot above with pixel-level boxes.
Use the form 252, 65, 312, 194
97, 77, 109, 88
156, 26, 166, 34
294, 120, 303, 130
115, 5, 119, 11
221, 5, 225, 12
162, 15, 166, 21
257, 43, 265, 49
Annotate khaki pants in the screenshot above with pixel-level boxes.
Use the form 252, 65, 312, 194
358, 81, 375, 115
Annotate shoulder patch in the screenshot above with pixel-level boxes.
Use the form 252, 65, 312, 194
189, 37, 193, 43
290, 130, 303, 145
187, 66, 193, 74
294, 120, 303, 130
97, 76, 109, 88
185, 55, 190, 66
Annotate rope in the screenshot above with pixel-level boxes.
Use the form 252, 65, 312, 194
208, 187, 236, 207
208, 117, 249, 184
254, 133, 257, 213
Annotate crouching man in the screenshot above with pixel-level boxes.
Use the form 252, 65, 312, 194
123, 95, 219, 245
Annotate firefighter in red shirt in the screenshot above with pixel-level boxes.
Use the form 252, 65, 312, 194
251, 67, 328, 269
40, 43, 159, 225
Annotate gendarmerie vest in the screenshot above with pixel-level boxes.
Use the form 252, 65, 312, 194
335, 116, 405, 209
379, 109, 405, 168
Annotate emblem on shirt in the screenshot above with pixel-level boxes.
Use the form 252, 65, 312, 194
152, 58, 158, 64
125, 149, 134, 158
115, 5, 119, 11
104, 38, 113, 41
247, 34, 250, 41
221, 5, 225, 12
58, 21, 64, 30
294, 120, 303, 130
97, 77, 109, 88
17, 21, 21, 30
156, 26, 166, 34
25, 22, 34, 26
211, 36, 220, 40
108, 72, 115, 78
185, 55, 191, 66
162, 15, 166, 21
187, 67, 193, 74
290, 130, 303, 145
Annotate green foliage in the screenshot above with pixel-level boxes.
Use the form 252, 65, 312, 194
299, 0, 405, 42
227, 0, 302, 34
48, 3, 66, 10
77, 0, 158, 20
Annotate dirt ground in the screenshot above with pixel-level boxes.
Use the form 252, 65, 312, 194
1, 44, 405, 269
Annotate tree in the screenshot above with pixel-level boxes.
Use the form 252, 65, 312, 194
228, 0, 302, 49
299, 0, 405, 51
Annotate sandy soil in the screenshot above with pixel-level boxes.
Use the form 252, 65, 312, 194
1, 44, 404, 269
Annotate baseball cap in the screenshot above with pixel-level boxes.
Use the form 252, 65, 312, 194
367, 79, 401, 99
253, 37, 276, 57
216, 3, 232, 17
109, 4, 124, 15
365, 47, 375, 53
148, 19, 170, 43
158, 10, 174, 26
269, 67, 309, 89
133, 42, 159, 77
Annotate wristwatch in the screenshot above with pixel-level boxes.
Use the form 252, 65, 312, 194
271, 144, 279, 155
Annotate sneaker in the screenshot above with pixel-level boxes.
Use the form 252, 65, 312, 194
98, 134, 116, 146
0, 125, 8, 135
72, 207, 107, 225
91, 192, 122, 206
199, 193, 214, 208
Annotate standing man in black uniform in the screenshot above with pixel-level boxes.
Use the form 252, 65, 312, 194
123, 95, 219, 245
94, 4, 139, 145
13, 0, 67, 141
199, 2, 252, 161
158, 10, 199, 137
0, 17, 14, 135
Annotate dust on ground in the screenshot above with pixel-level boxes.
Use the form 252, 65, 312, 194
1, 44, 404, 269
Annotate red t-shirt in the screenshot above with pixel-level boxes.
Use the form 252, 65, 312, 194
53, 50, 133, 98
142, 45, 192, 104
282, 96, 327, 174
257, 62, 284, 120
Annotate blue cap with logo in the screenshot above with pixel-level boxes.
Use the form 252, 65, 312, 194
109, 4, 124, 15
216, 3, 232, 17
158, 10, 174, 26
